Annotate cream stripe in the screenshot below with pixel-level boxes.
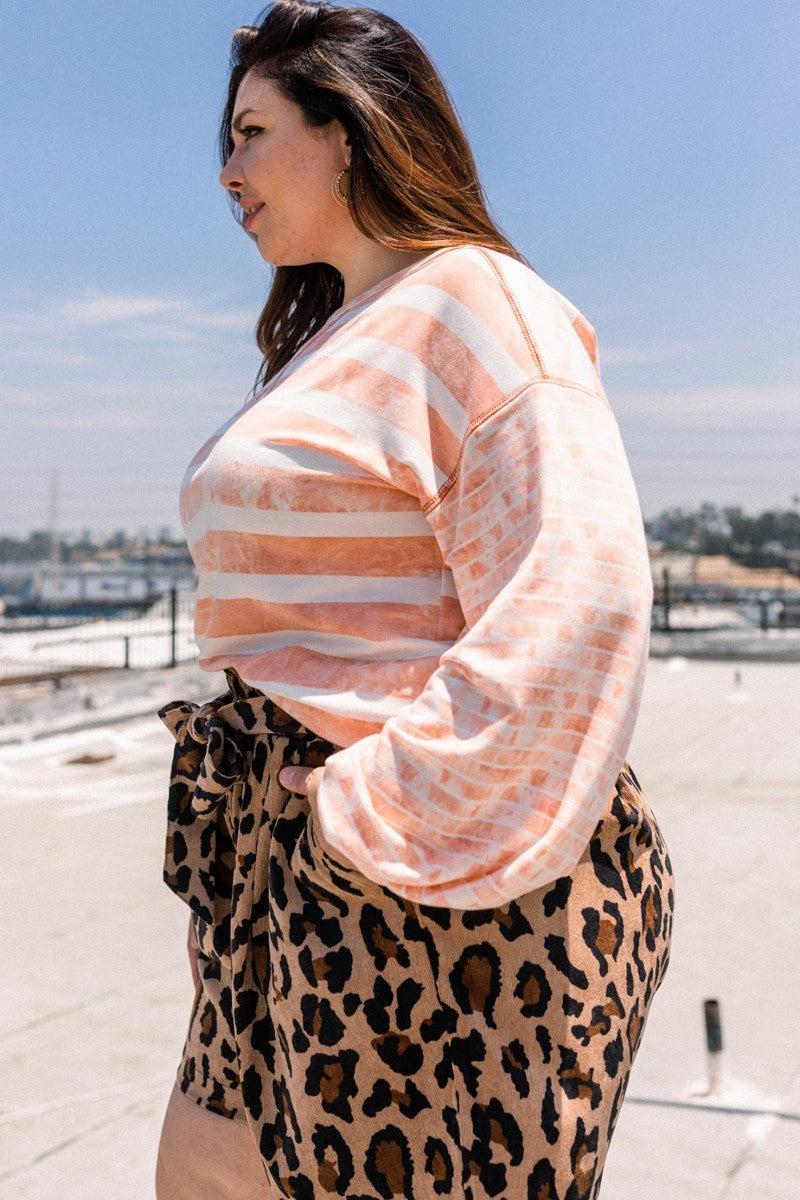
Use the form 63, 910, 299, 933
195, 570, 444, 605
231, 676, 415, 721
198, 434, 377, 477
184, 500, 434, 548
265, 385, 450, 494
199, 629, 452, 661
317, 334, 470, 438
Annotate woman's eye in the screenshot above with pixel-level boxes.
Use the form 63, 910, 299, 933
241, 126, 262, 140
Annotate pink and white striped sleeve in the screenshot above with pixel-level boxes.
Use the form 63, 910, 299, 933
312, 377, 654, 910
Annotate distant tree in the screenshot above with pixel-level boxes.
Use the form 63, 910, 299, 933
646, 504, 798, 573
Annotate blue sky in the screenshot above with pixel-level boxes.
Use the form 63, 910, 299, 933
2, 0, 797, 538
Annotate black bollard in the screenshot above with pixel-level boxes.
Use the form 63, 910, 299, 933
704, 998, 724, 1091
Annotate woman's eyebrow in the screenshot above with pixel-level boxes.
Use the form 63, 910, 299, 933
232, 108, 263, 132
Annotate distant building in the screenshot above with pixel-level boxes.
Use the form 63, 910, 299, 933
1, 561, 195, 616
649, 550, 800, 599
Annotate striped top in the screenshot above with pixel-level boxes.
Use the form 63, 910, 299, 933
179, 243, 653, 909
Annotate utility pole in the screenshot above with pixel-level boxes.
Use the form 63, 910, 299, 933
47, 467, 60, 568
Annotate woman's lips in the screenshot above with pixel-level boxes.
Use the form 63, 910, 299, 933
244, 204, 264, 231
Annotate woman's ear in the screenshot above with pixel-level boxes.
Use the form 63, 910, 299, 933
334, 119, 351, 167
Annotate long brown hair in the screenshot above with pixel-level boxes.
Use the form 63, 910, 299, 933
219, 0, 534, 395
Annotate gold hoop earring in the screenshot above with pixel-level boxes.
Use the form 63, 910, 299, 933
332, 167, 349, 207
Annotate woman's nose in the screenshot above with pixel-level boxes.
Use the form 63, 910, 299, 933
219, 155, 243, 192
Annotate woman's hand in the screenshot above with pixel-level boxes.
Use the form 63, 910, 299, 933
277, 765, 324, 806
187, 915, 201, 990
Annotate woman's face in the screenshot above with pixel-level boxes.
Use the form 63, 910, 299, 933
219, 71, 351, 266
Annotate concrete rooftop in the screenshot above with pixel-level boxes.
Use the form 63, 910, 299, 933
1, 657, 798, 1199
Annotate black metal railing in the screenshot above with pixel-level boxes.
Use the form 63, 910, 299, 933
652, 565, 800, 632
0, 587, 198, 685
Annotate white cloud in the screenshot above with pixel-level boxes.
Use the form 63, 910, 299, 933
52, 294, 186, 327
0, 292, 257, 356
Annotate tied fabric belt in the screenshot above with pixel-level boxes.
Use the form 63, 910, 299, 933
156, 666, 336, 966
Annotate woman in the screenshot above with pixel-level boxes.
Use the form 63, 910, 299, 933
154, 2, 675, 1197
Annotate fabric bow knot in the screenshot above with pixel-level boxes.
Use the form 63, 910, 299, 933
157, 697, 248, 820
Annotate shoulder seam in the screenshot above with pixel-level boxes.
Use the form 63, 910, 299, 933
477, 248, 546, 378
422, 376, 611, 515
476, 248, 601, 393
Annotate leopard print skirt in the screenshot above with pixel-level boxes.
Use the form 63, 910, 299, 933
157, 665, 675, 1200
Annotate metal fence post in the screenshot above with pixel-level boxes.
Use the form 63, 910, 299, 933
170, 586, 177, 668
662, 565, 671, 631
